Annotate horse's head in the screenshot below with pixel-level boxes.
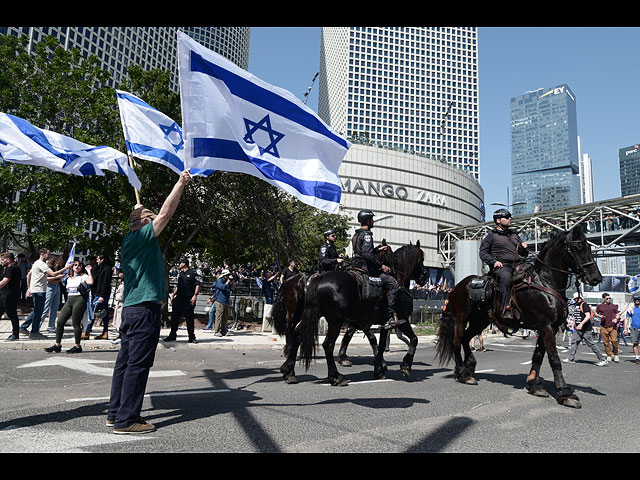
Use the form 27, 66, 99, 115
565, 225, 603, 286
377, 238, 394, 266
394, 240, 427, 287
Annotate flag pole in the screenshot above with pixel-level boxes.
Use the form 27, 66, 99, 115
127, 152, 141, 205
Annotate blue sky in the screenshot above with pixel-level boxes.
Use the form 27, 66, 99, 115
248, 27, 640, 218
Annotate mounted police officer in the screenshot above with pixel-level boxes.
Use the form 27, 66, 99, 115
479, 208, 529, 322
319, 228, 344, 272
351, 209, 399, 329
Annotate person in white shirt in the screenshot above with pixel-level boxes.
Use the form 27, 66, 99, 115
21, 248, 71, 339
44, 260, 94, 354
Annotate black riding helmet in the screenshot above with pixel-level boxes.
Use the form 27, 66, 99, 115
493, 208, 512, 222
323, 228, 336, 238
357, 209, 375, 225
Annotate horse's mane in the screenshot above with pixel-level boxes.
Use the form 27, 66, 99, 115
535, 228, 570, 259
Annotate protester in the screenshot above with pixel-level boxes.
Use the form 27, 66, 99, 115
213, 269, 235, 337
22, 248, 71, 339
107, 169, 191, 435
81, 253, 113, 340
44, 260, 93, 354
0, 253, 22, 341
16, 253, 29, 301
110, 270, 124, 345
624, 295, 640, 365
43, 255, 65, 334
595, 292, 621, 363
563, 293, 607, 366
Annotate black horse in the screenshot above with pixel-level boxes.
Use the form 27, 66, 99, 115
435, 225, 602, 408
297, 241, 426, 386
268, 242, 393, 383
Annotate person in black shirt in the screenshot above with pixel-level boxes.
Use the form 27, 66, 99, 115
351, 209, 399, 329
0, 253, 22, 340
280, 259, 299, 286
319, 229, 344, 272
479, 208, 529, 322
563, 294, 607, 366
164, 258, 201, 343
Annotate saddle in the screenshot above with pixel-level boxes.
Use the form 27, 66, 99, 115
348, 268, 384, 304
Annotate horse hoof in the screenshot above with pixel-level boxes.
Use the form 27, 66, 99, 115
557, 395, 582, 409
338, 358, 352, 367
400, 365, 411, 378
284, 375, 298, 384
527, 388, 549, 398
330, 376, 349, 386
375, 373, 386, 380
461, 377, 477, 385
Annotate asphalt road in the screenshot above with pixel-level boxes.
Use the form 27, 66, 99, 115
1, 334, 638, 453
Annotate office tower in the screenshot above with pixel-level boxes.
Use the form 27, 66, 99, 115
510, 84, 580, 216
578, 137, 594, 204
318, 27, 479, 180
0, 27, 250, 90
620, 143, 640, 196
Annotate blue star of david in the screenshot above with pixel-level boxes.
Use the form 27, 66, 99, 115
159, 122, 184, 154
243, 114, 284, 158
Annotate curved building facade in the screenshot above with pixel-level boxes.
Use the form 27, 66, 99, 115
340, 144, 485, 269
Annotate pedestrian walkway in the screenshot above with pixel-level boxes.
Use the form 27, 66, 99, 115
0, 317, 430, 352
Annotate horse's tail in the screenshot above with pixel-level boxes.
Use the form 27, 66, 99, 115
434, 301, 455, 366
299, 274, 322, 371
268, 288, 288, 336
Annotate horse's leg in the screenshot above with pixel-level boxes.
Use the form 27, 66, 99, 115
338, 325, 356, 366
374, 326, 390, 379
397, 322, 418, 378
323, 319, 349, 386
525, 335, 549, 397
532, 324, 581, 408
364, 328, 379, 356
280, 322, 300, 384
456, 316, 489, 385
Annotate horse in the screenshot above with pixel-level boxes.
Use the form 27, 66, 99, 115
268, 241, 393, 383
434, 225, 602, 408
297, 241, 426, 386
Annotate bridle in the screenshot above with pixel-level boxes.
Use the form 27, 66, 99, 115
534, 235, 596, 283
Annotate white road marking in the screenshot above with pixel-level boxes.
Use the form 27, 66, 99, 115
17, 358, 186, 378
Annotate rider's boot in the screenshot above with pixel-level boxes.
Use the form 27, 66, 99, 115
383, 313, 406, 330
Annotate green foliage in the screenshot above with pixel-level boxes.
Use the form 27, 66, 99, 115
0, 33, 350, 272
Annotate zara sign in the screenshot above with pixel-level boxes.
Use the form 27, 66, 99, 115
341, 178, 448, 208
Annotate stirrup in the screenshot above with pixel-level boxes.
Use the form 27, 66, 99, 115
384, 316, 406, 330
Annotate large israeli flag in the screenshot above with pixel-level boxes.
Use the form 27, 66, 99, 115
116, 90, 214, 177
177, 31, 350, 213
0, 113, 141, 189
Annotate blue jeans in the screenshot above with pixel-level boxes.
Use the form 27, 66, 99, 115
20, 291, 46, 333
108, 302, 161, 428
206, 302, 217, 328
44, 283, 61, 330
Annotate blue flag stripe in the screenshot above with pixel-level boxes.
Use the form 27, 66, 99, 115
189, 51, 349, 151
116, 91, 155, 111
193, 137, 341, 203
128, 142, 184, 171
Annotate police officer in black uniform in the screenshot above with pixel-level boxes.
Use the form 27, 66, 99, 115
479, 208, 529, 321
319, 228, 344, 272
164, 258, 201, 343
351, 209, 399, 328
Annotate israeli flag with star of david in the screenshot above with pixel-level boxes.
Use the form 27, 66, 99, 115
177, 31, 350, 213
116, 90, 214, 177
0, 112, 141, 189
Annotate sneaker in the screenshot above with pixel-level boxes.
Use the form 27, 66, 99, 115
29, 332, 48, 340
44, 344, 61, 353
47, 327, 56, 333
113, 421, 156, 435
635, 358, 640, 365
202, 327, 213, 332
106, 418, 115, 427
19, 328, 29, 336
94, 332, 109, 340
163, 335, 177, 342
606, 356, 612, 363
562, 358, 575, 364
613, 355, 620, 363
81, 332, 90, 340
66, 345, 82, 354
6, 334, 19, 341
595, 359, 607, 367
111, 338, 121, 345
188, 338, 198, 344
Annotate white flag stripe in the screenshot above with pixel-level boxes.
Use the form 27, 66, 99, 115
178, 31, 349, 212
0, 113, 141, 189
116, 90, 213, 177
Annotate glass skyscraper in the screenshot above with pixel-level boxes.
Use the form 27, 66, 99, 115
0, 27, 250, 91
318, 27, 479, 180
510, 84, 580, 216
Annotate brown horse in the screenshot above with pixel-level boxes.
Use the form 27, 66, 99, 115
435, 225, 602, 408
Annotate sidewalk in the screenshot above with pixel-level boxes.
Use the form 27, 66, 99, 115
0, 317, 434, 352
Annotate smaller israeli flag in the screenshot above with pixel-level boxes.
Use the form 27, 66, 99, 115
116, 90, 213, 177
0, 113, 141, 189
628, 275, 640, 293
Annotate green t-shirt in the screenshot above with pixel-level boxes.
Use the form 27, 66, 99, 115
121, 221, 166, 307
